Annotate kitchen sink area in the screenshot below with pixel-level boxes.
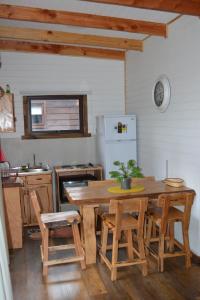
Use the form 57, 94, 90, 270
10, 166, 51, 175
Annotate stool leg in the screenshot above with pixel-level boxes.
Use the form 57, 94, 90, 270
72, 223, 86, 270
101, 223, 108, 264
138, 237, 148, 276
126, 229, 134, 260
43, 228, 49, 278
145, 216, 153, 255
100, 218, 104, 248
169, 221, 174, 253
111, 231, 119, 281
159, 233, 165, 272
152, 223, 157, 237
79, 207, 85, 245
144, 217, 147, 240
182, 222, 191, 268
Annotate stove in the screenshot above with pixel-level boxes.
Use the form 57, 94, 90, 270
54, 163, 103, 211
61, 163, 94, 169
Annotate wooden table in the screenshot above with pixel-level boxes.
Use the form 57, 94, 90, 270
65, 180, 195, 265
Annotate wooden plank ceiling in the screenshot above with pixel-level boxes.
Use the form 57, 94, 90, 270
84, 0, 200, 16
0, 0, 196, 60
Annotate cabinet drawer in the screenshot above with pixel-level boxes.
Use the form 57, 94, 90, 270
26, 174, 52, 185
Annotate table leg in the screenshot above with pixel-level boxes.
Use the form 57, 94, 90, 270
82, 205, 97, 265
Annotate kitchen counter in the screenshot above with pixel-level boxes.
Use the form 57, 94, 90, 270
17, 170, 52, 176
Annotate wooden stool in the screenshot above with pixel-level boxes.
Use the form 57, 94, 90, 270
30, 190, 86, 278
99, 197, 148, 281
145, 192, 195, 272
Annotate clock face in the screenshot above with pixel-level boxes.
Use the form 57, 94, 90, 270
154, 81, 164, 107
152, 75, 171, 112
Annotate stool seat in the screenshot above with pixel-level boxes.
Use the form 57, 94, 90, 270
148, 207, 184, 225
41, 211, 80, 225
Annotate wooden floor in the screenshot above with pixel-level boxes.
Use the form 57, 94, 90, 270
10, 235, 200, 300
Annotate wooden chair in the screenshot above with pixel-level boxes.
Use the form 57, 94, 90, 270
100, 197, 148, 281
29, 190, 86, 278
145, 192, 195, 272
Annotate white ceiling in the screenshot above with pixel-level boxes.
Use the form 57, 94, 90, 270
0, 0, 179, 40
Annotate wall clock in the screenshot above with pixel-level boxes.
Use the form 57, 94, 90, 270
152, 75, 171, 112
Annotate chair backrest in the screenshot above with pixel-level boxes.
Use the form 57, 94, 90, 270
109, 197, 148, 239
157, 192, 195, 233
29, 190, 45, 233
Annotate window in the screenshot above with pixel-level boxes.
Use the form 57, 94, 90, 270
23, 95, 90, 139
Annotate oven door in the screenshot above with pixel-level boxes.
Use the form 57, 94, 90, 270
59, 174, 97, 207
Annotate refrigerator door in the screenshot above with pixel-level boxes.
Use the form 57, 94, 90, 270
104, 140, 137, 178
104, 115, 136, 141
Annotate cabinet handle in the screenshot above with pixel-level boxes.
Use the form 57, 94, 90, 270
36, 178, 42, 180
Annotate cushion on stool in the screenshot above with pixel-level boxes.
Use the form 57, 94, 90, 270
41, 210, 81, 225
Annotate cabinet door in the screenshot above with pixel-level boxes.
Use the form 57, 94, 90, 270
21, 188, 32, 225
3, 187, 22, 249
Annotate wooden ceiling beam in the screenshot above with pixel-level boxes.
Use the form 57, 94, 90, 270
83, 0, 200, 17
0, 26, 143, 51
0, 39, 125, 60
0, 4, 167, 37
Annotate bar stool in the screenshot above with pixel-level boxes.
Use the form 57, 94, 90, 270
30, 190, 86, 278
145, 192, 195, 272
100, 197, 148, 281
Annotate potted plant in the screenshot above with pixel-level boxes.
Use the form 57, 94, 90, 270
109, 160, 143, 190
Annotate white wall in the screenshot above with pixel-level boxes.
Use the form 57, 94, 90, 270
126, 16, 200, 255
0, 52, 125, 166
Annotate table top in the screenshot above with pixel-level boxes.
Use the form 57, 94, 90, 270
65, 180, 195, 206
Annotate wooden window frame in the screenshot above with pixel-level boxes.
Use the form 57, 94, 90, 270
22, 94, 91, 139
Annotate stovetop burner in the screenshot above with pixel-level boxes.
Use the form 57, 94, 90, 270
61, 163, 94, 169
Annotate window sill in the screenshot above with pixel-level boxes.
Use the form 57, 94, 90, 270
21, 133, 91, 140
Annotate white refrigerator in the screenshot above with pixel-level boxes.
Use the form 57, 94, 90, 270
96, 115, 137, 179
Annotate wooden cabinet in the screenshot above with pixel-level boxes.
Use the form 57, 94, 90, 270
20, 173, 53, 226
3, 186, 22, 249
0, 93, 16, 132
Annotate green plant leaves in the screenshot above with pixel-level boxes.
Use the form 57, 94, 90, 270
109, 159, 143, 181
